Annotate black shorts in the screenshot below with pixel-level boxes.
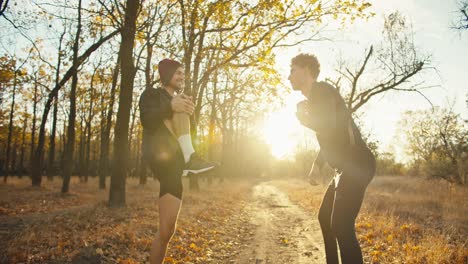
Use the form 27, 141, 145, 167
143, 129, 185, 199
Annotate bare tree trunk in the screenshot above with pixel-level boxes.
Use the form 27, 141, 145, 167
60, 120, 66, 169
127, 99, 138, 177
137, 29, 153, 186
12, 136, 18, 175
99, 54, 120, 190
207, 70, 219, 186
99, 92, 106, 185
109, 0, 140, 207
78, 117, 85, 182
85, 112, 92, 182
30, 74, 39, 179
47, 30, 65, 180
47, 96, 59, 180
61, 0, 82, 193
4, 71, 17, 182
139, 158, 147, 185
137, 128, 147, 185
84, 67, 97, 182
19, 111, 28, 175
30, 29, 120, 187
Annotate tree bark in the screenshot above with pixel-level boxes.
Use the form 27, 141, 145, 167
4, 70, 17, 182
47, 30, 65, 180
109, 0, 140, 207
99, 54, 120, 190
19, 110, 27, 175
30, 73, 39, 184
61, 0, 82, 192
30, 28, 120, 187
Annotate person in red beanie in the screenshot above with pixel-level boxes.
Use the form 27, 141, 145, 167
139, 58, 217, 264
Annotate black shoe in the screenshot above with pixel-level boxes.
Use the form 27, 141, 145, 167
183, 152, 217, 176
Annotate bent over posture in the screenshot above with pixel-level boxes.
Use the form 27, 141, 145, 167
289, 54, 376, 264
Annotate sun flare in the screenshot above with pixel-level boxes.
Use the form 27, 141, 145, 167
261, 107, 303, 159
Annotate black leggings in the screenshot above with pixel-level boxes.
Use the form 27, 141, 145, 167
318, 147, 375, 264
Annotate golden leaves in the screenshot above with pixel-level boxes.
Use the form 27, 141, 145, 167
2, 178, 253, 263
118, 258, 139, 264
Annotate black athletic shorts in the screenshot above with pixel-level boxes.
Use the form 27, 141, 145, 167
143, 128, 185, 199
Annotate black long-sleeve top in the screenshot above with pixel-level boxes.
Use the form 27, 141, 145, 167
303, 81, 367, 170
139, 87, 176, 162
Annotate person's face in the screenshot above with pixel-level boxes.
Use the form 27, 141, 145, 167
168, 66, 185, 92
288, 64, 312, 91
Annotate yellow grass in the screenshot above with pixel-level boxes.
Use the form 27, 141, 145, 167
1, 175, 467, 263
281, 176, 468, 264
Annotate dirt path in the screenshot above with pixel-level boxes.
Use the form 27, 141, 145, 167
234, 181, 325, 264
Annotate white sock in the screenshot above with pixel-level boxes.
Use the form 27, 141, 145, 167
177, 134, 195, 163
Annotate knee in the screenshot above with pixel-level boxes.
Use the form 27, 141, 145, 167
331, 219, 354, 239
159, 223, 176, 244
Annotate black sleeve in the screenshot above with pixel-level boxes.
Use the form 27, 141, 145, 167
139, 90, 173, 131
304, 90, 337, 133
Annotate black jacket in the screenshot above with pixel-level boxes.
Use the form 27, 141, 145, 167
305, 82, 369, 170
139, 87, 183, 164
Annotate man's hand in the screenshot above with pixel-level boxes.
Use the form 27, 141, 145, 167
171, 94, 194, 114
296, 100, 313, 128
308, 163, 320, 186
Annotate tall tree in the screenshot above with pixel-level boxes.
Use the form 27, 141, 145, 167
0, 0, 9, 18
31, 27, 120, 187
19, 108, 29, 174
109, 0, 140, 207
84, 66, 99, 181
328, 12, 433, 114
453, 1, 468, 31
61, 0, 83, 192
400, 106, 467, 184
4, 62, 18, 180
99, 54, 120, 190
47, 28, 66, 180
2, 55, 27, 180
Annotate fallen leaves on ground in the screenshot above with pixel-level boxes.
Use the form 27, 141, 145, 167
1, 177, 255, 263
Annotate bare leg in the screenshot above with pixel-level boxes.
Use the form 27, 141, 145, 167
150, 194, 182, 264
165, 113, 194, 163
168, 113, 190, 138
166, 113, 215, 174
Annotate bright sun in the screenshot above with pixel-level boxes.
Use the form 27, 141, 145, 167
261, 95, 307, 159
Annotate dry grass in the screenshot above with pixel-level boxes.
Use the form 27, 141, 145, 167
360, 176, 468, 263
279, 176, 468, 264
365, 176, 468, 233
1, 175, 467, 263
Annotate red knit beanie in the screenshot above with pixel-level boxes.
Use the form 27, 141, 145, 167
158, 59, 182, 85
